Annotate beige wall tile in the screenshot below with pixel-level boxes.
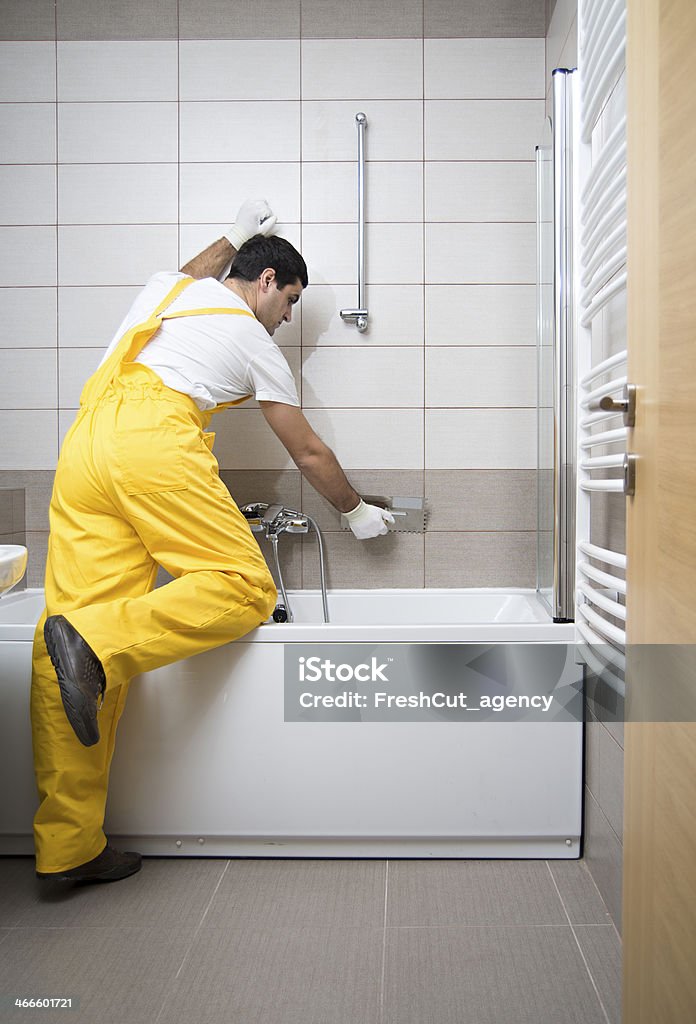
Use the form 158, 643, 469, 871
425, 470, 536, 530
300, 469, 424, 532
301, 0, 423, 38
57, 0, 177, 40
303, 530, 424, 589
425, 531, 536, 587
0, 0, 56, 40
425, 0, 545, 37
179, 0, 300, 39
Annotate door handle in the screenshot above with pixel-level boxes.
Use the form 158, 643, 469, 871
599, 383, 636, 427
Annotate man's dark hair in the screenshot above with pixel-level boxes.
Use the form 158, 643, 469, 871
228, 234, 308, 290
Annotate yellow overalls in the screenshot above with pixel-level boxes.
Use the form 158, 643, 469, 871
30, 276, 277, 873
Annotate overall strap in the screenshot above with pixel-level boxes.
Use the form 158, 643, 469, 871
80, 277, 257, 408
163, 306, 255, 321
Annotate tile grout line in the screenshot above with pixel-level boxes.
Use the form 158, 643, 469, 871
378, 860, 389, 1024
153, 858, 231, 1024
545, 860, 614, 1024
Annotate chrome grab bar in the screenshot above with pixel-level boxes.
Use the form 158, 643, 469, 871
340, 112, 368, 332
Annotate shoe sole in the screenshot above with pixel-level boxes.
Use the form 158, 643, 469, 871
44, 617, 100, 747
37, 860, 142, 883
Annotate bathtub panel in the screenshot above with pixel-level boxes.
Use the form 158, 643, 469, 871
105, 641, 581, 856
0, 588, 581, 859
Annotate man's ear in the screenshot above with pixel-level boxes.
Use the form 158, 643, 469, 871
259, 267, 277, 291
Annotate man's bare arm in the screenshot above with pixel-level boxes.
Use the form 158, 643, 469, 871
180, 237, 236, 280
259, 402, 360, 513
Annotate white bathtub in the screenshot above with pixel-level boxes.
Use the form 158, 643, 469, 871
0, 588, 581, 859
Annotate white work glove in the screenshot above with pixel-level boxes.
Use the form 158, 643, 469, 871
343, 499, 395, 540
224, 199, 277, 250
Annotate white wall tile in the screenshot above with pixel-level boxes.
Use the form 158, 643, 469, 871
0, 411, 58, 470
0, 349, 56, 409
426, 347, 536, 407
0, 105, 56, 163
302, 347, 423, 407
180, 102, 300, 162
180, 221, 301, 263
539, 406, 553, 469
180, 164, 300, 224
302, 162, 423, 223
0, 289, 57, 349
426, 39, 545, 99
0, 167, 56, 226
58, 165, 178, 224
212, 409, 295, 470
179, 40, 300, 100
59, 286, 141, 348
58, 226, 178, 286
302, 101, 423, 161
426, 285, 536, 345
426, 162, 536, 222
0, 228, 56, 287
58, 103, 179, 163
57, 41, 178, 101
302, 39, 422, 100
301, 224, 357, 284
426, 224, 535, 283
306, 409, 423, 469
302, 284, 424, 347
301, 223, 423, 285
426, 409, 536, 468
0, 43, 56, 102
302, 164, 355, 223
426, 100, 546, 160
58, 348, 103, 408
369, 223, 423, 284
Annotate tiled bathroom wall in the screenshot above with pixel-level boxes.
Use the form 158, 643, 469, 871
0, 0, 547, 588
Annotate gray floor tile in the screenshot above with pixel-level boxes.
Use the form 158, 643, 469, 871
0, 926, 192, 1024
158, 925, 382, 1024
575, 925, 622, 1024
383, 925, 607, 1024
203, 858, 386, 929
0, 858, 40, 927
387, 859, 567, 927
19, 858, 226, 930
548, 859, 615, 925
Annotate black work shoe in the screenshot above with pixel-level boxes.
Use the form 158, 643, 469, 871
44, 614, 106, 747
36, 844, 142, 883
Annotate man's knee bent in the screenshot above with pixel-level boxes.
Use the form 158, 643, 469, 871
232, 567, 277, 624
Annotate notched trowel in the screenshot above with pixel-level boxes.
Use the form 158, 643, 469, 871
340, 495, 428, 534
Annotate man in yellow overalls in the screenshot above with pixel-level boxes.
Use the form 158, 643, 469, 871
32, 200, 394, 883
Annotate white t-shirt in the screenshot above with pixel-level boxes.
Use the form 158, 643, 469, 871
100, 271, 300, 411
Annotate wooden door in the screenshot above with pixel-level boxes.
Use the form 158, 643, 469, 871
624, 0, 696, 1020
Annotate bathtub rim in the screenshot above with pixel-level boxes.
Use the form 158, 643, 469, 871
0, 587, 576, 644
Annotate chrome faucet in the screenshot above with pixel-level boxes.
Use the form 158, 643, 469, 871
260, 504, 285, 533
245, 503, 310, 538
240, 502, 328, 623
